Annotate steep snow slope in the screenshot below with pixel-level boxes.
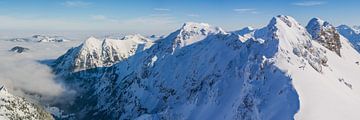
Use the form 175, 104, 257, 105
52, 34, 154, 74
274, 16, 360, 120
337, 25, 360, 52
0, 86, 53, 120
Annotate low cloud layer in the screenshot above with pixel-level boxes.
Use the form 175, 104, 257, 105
0, 40, 76, 103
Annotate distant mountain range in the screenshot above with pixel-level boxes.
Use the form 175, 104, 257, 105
8, 35, 70, 42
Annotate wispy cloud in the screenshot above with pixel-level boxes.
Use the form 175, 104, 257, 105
88, 14, 178, 33
187, 14, 200, 17
233, 8, 259, 14
292, 1, 326, 6
149, 13, 171, 17
62, 1, 92, 8
90, 15, 119, 22
154, 8, 170, 11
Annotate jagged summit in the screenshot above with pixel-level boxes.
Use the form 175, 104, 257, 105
306, 17, 342, 56
121, 34, 151, 43
81, 36, 102, 49
267, 15, 303, 28
179, 22, 225, 36
147, 22, 228, 55
166, 22, 225, 48
52, 34, 154, 73
234, 26, 256, 42
234, 26, 255, 35
256, 15, 310, 45
306, 18, 330, 38
256, 15, 307, 40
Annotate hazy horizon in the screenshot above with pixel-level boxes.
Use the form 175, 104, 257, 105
0, 0, 359, 37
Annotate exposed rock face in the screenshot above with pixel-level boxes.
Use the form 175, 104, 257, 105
9, 46, 30, 53
306, 18, 342, 56
0, 86, 54, 120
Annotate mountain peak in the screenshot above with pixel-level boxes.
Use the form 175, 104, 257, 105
160, 22, 225, 50
234, 26, 255, 35
81, 36, 102, 49
121, 34, 151, 43
180, 22, 224, 34
181, 22, 210, 29
268, 15, 301, 28
307, 17, 333, 31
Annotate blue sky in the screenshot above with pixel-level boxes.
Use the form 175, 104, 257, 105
0, 0, 359, 35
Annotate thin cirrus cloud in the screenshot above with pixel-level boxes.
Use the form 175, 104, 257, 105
62, 1, 92, 8
233, 8, 259, 14
90, 15, 119, 23
187, 14, 200, 17
292, 1, 326, 6
153, 8, 171, 11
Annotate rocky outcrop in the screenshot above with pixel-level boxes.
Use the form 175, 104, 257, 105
9, 46, 30, 53
306, 18, 342, 56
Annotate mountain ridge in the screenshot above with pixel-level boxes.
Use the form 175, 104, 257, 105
49, 15, 360, 120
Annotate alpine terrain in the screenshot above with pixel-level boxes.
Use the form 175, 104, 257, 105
45, 15, 360, 120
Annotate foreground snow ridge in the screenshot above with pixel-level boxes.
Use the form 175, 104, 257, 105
50, 15, 360, 120
0, 86, 53, 120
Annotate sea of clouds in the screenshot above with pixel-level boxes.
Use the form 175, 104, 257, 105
0, 39, 80, 104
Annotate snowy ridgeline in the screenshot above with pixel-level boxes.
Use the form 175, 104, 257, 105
0, 86, 53, 120
43, 15, 360, 120
1, 15, 360, 120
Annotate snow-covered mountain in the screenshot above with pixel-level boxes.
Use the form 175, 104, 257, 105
52, 34, 154, 74
50, 15, 360, 120
337, 25, 360, 52
0, 86, 53, 120
9, 35, 69, 42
